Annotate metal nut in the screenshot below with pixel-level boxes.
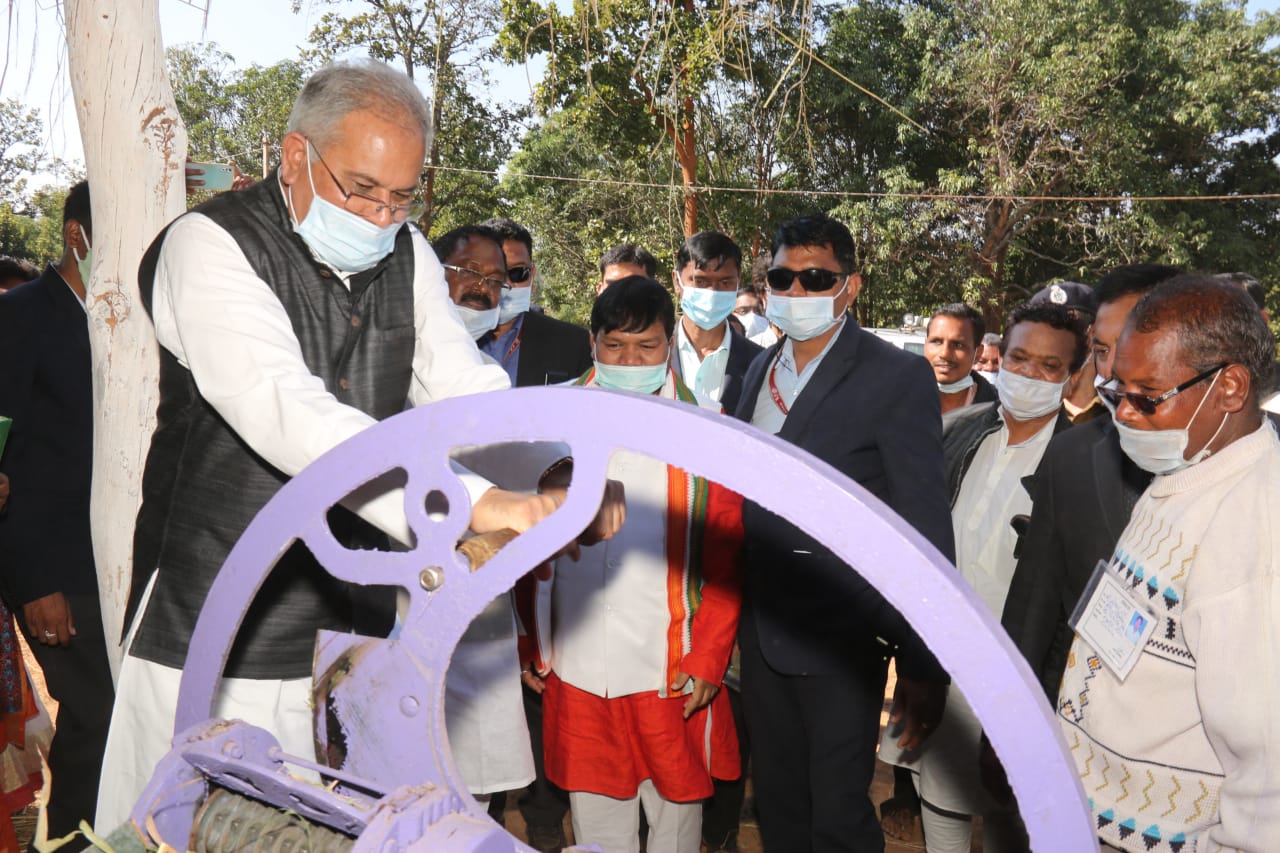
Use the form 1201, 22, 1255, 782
419, 565, 445, 591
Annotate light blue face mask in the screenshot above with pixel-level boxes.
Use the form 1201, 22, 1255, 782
289, 143, 401, 273
592, 345, 670, 394
679, 282, 737, 330
498, 285, 533, 324
765, 281, 847, 342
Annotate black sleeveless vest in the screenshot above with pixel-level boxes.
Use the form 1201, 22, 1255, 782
128, 172, 414, 678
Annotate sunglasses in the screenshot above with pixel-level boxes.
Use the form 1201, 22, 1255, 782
1098, 363, 1227, 416
765, 267, 846, 293
507, 265, 534, 284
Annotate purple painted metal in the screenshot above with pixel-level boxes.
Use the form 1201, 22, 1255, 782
140, 386, 1092, 852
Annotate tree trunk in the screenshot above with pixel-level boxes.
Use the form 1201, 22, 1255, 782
67, 0, 187, 678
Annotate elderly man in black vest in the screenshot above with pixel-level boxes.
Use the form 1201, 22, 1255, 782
95, 59, 621, 827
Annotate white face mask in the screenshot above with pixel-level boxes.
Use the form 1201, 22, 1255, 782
765, 281, 847, 342
939, 373, 975, 394
737, 311, 769, 338
456, 304, 499, 340
996, 367, 1066, 420
1113, 369, 1228, 475
498, 285, 532, 324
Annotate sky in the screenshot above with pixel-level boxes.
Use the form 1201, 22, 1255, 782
3, 0, 1279, 189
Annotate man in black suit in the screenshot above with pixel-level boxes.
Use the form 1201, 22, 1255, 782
733, 214, 953, 853
0, 181, 115, 843
999, 265, 1178, 699
480, 218, 592, 388
671, 232, 763, 416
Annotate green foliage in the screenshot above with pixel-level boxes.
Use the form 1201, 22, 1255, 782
0, 187, 67, 267
300, 0, 512, 234
0, 99, 47, 211
167, 43, 307, 175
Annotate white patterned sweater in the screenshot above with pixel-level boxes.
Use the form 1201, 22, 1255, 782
1057, 422, 1280, 853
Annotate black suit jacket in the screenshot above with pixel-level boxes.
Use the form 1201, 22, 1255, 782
733, 324, 955, 680
0, 265, 98, 606
1000, 416, 1150, 698
512, 310, 593, 388
671, 324, 764, 413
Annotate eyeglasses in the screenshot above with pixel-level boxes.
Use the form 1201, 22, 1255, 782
507, 265, 534, 284
307, 140, 426, 223
442, 264, 510, 292
1099, 363, 1227, 415
765, 267, 846, 293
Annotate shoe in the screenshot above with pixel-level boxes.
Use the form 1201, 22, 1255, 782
526, 822, 568, 853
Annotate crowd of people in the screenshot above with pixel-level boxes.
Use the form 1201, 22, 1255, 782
0, 57, 1278, 853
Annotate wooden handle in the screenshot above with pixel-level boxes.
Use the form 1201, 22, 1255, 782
456, 528, 520, 571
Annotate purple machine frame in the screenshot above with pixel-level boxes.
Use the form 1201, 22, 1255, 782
128, 387, 1096, 852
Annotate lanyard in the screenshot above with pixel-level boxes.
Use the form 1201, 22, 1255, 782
503, 326, 523, 363
768, 356, 790, 415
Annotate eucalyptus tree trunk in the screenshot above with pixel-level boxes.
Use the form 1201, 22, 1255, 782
67, 0, 186, 678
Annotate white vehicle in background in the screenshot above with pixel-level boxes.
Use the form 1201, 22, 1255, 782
867, 314, 929, 356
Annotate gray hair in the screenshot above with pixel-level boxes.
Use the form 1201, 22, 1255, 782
287, 59, 433, 154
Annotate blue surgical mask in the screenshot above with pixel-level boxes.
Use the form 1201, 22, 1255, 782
498, 285, 532, 324
765, 282, 847, 342
592, 345, 670, 394
680, 282, 737, 330
456, 304, 499, 340
288, 145, 401, 273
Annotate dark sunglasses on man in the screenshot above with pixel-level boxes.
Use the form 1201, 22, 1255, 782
1098, 363, 1227, 416
507, 265, 534, 284
765, 267, 846, 293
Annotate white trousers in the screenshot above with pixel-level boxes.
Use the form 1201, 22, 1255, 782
569, 780, 701, 853
94, 653, 313, 832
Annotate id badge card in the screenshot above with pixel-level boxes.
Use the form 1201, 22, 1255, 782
1069, 559, 1158, 681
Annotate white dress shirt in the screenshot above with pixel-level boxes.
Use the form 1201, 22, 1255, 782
150, 205, 511, 542
749, 319, 847, 435
675, 318, 731, 402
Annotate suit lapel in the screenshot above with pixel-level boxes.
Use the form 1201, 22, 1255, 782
733, 338, 778, 422
42, 267, 91, 357
1091, 422, 1137, 544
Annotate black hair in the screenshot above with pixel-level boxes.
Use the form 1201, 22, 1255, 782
1003, 303, 1090, 372
1130, 274, 1275, 405
0, 255, 37, 289
598, 244, 658, 278
1215, 272, 1266, 311
770, 214, 857, 274
63, 180, 91, 234
928, 303, 985, 349
1094, 263, 1181, 306
481, 216, 534, 255
430, 225, 504, 264
590, 276, 675, 339
675, 231, 743, 274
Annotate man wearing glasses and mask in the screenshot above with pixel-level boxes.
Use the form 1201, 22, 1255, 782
1057, 276, 1280, 852
479, 217, 592, 390
97, 60, 622, 827
732, 214, 954, 852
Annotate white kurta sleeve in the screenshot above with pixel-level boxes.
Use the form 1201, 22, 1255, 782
150, 211, 507, 541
